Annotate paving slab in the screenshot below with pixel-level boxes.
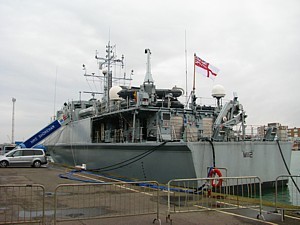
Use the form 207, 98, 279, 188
0, 164, 299, 225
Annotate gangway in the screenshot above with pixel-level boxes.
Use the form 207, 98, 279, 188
19, 118, 66, 148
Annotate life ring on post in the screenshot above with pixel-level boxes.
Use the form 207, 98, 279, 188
208, 168, 223, 187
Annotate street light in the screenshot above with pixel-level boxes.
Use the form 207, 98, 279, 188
12, 97, 16, 144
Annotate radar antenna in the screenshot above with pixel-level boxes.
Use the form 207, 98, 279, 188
95, 42, 124, 108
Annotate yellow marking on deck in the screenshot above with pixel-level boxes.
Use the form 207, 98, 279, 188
215, 210, 278, 225
194, 204, 278, 225
73, 172, 153, 196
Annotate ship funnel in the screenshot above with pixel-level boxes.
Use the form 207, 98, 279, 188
144, 49, 154, 84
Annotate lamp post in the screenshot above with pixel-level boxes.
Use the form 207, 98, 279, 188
12, 97, 16, 144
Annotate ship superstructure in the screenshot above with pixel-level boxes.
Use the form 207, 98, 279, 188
44, 43, 292, 188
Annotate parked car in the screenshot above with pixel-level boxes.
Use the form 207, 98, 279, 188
0, 148, 47, 168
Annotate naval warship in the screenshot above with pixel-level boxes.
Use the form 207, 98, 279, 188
43, 43, 292, 188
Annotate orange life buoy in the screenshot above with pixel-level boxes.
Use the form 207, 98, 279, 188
208, 168, 223, 187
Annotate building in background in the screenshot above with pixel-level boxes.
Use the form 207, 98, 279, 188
255, 123, 288, 141
268, 123, 288, 142
288, 127, 300, 150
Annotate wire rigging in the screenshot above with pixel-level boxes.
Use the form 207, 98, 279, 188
88, 141, 168, 172
277, 140, 300, 193
205, 138, 216, 168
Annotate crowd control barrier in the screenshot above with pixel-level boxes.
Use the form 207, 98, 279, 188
166, 176, 263, 222
275, 175, 300, 221
0, 184, 45, 224
53, 181, 161, 224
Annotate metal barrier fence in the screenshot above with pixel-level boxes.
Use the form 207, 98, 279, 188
0, 184, 45, 225
167, 176, 262, 221
0, 177, 266, 224
54, 181, 161, 224
275, 175, 300, 216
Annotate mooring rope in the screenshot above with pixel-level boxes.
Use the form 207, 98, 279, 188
276, 140, 300, 193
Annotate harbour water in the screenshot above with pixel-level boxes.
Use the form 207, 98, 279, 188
262, 150, 300, 205
290, 151, 300, 176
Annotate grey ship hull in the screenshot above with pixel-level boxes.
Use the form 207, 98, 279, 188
46, 132, 292, 187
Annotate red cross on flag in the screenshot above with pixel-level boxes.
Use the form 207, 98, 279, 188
194, 54, 219, 78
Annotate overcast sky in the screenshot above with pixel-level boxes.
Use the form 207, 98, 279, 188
0, 0, 299, 144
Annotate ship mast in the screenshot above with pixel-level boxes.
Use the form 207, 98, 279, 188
141, 49, 156, 104
144, 49, 154, 84
95, 42, 124, 110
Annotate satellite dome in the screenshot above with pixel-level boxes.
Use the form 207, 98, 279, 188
109, 86, 122, 101
212, 84, 226, 98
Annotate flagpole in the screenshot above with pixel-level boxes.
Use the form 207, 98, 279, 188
191, 53, 196, 111
193, 53, 196, 92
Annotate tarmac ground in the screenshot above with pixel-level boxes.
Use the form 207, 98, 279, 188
0, 163, 300, 225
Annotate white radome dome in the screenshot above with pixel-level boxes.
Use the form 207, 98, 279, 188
102, 68, 108, 75
109, 86, 122, 100
212, 84, 226, 98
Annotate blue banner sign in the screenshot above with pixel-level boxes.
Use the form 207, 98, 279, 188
22, 120, 62, 148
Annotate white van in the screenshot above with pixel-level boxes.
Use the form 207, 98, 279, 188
0, 144, 16, 155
